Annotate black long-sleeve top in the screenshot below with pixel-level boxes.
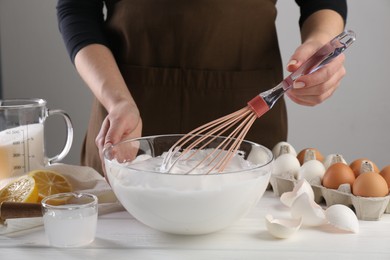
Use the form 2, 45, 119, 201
56, 0, 347, 63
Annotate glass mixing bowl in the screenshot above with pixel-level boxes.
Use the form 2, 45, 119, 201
103, 134, 273, 235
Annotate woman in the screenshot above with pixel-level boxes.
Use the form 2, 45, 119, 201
57, 0, 347, 175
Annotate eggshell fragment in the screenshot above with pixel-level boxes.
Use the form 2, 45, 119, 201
265, 214, 302, 239
291, 193, 327, 226
325, 204, 359, 233
280, 179, 314, 207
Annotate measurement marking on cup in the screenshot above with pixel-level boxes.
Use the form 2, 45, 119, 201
4, 127, 37, 174
25, 125, 31, 172
16, 128, 28, 173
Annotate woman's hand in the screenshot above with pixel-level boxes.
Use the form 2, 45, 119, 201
285, 39, 346, 106
286, 8, 346, 106
74, 44, 142, 175
95, 100, 142, 161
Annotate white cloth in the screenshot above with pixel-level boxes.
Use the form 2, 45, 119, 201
0, 164, 124, 234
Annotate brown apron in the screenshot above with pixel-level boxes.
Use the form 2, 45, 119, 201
82, 0, 287, 175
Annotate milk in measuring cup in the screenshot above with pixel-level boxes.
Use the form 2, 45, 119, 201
0, 123, 45, 179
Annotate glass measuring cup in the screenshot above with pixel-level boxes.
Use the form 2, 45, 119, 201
0, 98, 73, 179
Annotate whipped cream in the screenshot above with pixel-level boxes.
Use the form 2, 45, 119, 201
129, 149, 261, 174
105, 147, 272, 234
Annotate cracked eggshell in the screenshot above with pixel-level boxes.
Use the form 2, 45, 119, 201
325, 204, 359, 233
280, 179, 315, 207
265, 214, 302, 239
291, 193, 327, 226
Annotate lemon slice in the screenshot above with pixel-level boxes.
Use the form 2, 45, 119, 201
0, 175, 39, 203
29, 170, 72, 201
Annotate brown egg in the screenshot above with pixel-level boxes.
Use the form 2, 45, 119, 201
379, 165, 390, 192
322, 162, 355, 189
297, 148, 324, 165
353, 171, 389, 197
350, 158, 379, 177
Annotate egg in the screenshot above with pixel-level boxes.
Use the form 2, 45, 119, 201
297, 148, 324, 165
297, 160, 326, 185
247, 145, 273, 165
352, 170, 389, 197
322, 162, 355, 190
323, 154, 347, 170
350, 158, 379, 177
379, 165, 390, 192
273, 153, 301, 178
272, 141, 297, 158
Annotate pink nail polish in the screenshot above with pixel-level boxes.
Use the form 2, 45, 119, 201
294, 81, 305, 89
287, 59, 298, 67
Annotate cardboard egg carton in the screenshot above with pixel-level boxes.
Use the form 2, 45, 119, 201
269, 175, 390, 221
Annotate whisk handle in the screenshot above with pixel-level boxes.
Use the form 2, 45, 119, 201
287, 30, 356, 86
259, 30, 356, 110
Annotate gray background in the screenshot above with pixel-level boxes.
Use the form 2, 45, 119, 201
1, 1, 389, 168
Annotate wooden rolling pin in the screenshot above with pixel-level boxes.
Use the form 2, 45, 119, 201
0, 202, 43, 220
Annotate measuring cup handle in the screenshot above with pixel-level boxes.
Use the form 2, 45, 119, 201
47, 109, 74, 164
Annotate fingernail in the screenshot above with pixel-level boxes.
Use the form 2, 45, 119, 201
293, 81, 305, 89
287, 59, 298, 67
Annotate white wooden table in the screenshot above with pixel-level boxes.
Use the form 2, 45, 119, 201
1, 191, 390, 260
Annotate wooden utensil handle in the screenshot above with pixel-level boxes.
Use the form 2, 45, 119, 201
0, 202, 43, 220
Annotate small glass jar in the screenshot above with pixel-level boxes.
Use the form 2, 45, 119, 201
41, 192, 98, 247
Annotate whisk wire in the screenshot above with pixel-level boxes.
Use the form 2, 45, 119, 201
182, 108, 252, 159
213, 112, 258, 172
169, 107, 257, 174
165, 107, 253, 171
202, 109, 255, 172
175, 107, 251, 150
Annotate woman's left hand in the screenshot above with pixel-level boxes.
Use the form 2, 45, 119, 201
285, 40, 346, 106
